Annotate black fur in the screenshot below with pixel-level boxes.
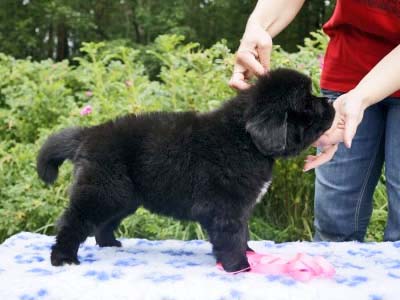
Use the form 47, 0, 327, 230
36, 68, 334, 272
37, 128, 82, 184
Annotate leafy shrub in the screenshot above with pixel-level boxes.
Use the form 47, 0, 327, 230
0, 34, 236, 242
0, 31, 387, 242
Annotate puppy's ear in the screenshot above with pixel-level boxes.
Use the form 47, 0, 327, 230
246, 112, 288, 156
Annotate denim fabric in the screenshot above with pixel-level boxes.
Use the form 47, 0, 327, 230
314, 90, 400, 242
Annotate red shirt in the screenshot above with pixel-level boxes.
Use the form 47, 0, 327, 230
321, 0, 400, 97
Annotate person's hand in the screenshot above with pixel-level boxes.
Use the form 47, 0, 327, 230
229, 22, 272, 90
303, 90, 368, 171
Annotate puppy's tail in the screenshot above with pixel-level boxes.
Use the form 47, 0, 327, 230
37, 127, 83, 184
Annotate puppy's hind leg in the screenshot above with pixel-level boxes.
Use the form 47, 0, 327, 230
51, 206, 92, 266
93, 172, 139, 248
95, 208, 137, 248
51, 179, 134, 265
51, 181, 105, 266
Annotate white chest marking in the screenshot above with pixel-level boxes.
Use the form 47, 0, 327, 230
256, 180, 272, 203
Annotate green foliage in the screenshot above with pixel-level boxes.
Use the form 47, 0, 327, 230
0, 32, 387, 243
366, 176, 387, 242
0, 0, 334, 61
146, 35, 234, 112
0, 34, 235, 242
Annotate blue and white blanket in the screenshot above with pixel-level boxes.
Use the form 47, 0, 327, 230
1, 232, 400, 300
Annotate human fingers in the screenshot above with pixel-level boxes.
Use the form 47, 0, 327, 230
314, 127, 343, 148
303, 144, 338, 172
341, 98, 364, 148
229, 71, 252, 90
313, 98, 345, 148
343, 115, 358, 148
256, 35, 272, 72
236, 49, 265, 77
229, 65, 252, 90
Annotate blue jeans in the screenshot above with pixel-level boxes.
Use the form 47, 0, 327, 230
314, 90, 400, 242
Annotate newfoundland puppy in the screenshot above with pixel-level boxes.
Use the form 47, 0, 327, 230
37, 68, 334, 272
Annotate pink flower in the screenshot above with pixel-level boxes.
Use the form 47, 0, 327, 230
125, 80, 133, 88
318, 55, 324, 70
85, 90, 93, 97
80, 105, 92, 116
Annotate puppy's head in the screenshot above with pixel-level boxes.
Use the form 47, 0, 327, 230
244, 68, 335, 157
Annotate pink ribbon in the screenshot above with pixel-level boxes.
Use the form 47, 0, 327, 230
217, 251, 335, 282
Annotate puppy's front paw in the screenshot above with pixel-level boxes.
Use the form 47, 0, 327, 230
97, 239, 122, 248
246, 245, 255, 253
51, 248, 80, 266
221, 256, 250, 273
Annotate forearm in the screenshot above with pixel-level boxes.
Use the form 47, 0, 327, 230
354, 44, 400, 108
247, 0, 305, 37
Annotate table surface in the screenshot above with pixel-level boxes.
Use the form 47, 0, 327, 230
1, 232, 400, 300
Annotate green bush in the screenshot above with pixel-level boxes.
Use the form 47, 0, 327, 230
0, 32, 387, 243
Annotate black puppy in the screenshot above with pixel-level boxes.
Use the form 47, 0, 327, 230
37, 68, 334, 272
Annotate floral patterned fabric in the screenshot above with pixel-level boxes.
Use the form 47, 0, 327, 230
1, 232, 400, 300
